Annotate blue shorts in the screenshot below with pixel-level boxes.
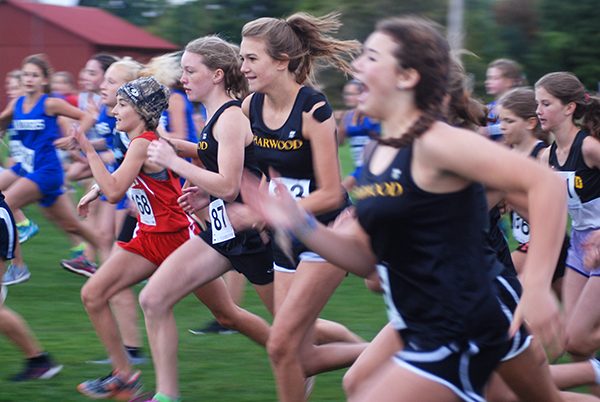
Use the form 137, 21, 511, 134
99, 193, 129, 210
393, 339, 508, 402
566, 228, 600, 277
0, 200, 17, 260
11, 164, 64, 208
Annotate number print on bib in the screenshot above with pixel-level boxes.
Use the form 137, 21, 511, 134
130, 188, 156, 226
10, 141, 34, 173
512, 213, 530, 244
268, 177, 311, 200
210, 199, 235, 244
558, 171, 582, 208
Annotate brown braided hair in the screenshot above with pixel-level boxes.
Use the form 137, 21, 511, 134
370, 17, 450, 148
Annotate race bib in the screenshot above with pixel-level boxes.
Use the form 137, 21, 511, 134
9, 140, 23, 164
512, 213, 530, 244
130, 188, 156, 226
210, 198, 235, 244
10, 140, 34, 173
557, 171, 582, 208
269, 177, 311, 200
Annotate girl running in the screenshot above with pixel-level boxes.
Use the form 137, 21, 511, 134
0, 190, 63, 382
237, 12, 367, 402
497, 87, 568, 300
135, 35, 277, 402
0, 54, 99, 285
74, 76, 198, 400
337, 79, 380, 192
341, 72, 600, 402
536, 72, 600, 363
482, 58, 524, 142
239, 17, 567, 402
2, 69, 39, 247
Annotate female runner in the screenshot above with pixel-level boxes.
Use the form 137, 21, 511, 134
536, 73, 600, 364
0, 54, 99, 284
239, 17, 567, 402
134, 35, 278, 402
236, 12, 370, 402
74, 76, 198, 400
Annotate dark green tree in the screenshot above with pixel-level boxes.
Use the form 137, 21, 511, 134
78, 0, 170, 26
530, 0, 600, 90
146, 0, 297, 46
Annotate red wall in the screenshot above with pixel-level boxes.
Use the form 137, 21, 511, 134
0, 2, 177, 107
0, 3, 93, 106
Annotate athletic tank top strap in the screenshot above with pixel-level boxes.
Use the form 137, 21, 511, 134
197, 100, 261, 204
197, 99, 242, 170
549, 130, 586, 170
530, 140, 547, 159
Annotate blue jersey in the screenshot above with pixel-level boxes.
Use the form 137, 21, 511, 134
343, 110, 380, 168
11, 94, 62, 175
159, 90, 198, 143
95, 105, 117, 150
355, 145, 509, 350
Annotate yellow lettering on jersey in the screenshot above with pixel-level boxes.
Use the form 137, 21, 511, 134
353, 182, 403, 200
253, 135, 303, 150
575, 176, 583, 189
198, 141, 209, 151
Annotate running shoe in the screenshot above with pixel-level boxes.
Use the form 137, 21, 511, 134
78, 369, 142, 400
61, 255, 98, 277
2, 264, 30, 286
17, 220, 39, 243
188, 319, 237, 335
87, 349, 148, 365
10, 353, 63, 382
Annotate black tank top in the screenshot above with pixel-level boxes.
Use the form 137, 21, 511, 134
355, 145, 508, 349
197, 100, 262, 203
549, 130, 600, 230
249, 87, 351, 222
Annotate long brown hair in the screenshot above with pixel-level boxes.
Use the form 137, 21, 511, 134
242, 12, 360, 87
535, 72, 600, 139
185, 35, 249, 101
372, 17, 450, 148
22, 54, 54, 94
499, 87, 549, 144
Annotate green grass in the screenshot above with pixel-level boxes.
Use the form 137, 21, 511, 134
0, 144, 391, 401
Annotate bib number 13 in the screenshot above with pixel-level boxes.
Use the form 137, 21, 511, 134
210, 199, 235, 244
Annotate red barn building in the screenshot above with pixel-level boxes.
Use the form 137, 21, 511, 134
0, 0, 180, 104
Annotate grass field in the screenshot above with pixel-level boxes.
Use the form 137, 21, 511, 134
0, 144, 390, 401
0, 144, 589, 401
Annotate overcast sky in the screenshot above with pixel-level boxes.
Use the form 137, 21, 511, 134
38, 0, 80, 5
